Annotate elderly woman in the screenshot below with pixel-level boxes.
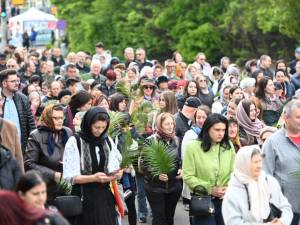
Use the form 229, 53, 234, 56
240, 77, 256, 99
222, 145, 293, 225
24, 104, 73, 203
185, 64, 200, 81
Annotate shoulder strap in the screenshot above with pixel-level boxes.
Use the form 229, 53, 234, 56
214, 145, 222, 186
73, 133, 81, 155
243, 184, 251, 210
105, 137, 112, 150
0, 118, 3, 132
72, 133, 84, 200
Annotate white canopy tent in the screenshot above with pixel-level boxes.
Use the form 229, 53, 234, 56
9, 7, 58, 34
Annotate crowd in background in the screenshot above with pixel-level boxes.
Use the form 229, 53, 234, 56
0, 42, 300, 225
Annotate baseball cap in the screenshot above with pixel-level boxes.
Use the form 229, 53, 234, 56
184, 97, 201, 108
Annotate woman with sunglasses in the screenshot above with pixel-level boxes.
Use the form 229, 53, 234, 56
24, 104, 73, 204
128, 76, 159, 223
129, 76, 158, 115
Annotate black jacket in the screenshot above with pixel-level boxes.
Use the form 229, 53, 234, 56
99, 82, 116, 97
141, 134, 182, 194
0, 144, 21, 190
51, 56, 65, 68
260, 67, 274, 79
289, 59, 298, 75
175, 112, 192, 142
3, 92, 36, 153
25, 126, 72, 202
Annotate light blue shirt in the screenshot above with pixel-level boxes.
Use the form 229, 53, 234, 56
3, 97, 21, 143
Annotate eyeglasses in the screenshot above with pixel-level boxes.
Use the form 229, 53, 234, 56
6, 80, 20, 83
143, 86, 154, 90
52, 116, 65, 121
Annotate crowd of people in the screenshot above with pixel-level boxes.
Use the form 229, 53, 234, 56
0, 42, 300, 225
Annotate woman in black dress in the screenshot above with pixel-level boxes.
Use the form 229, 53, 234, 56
63, 107, 122, 225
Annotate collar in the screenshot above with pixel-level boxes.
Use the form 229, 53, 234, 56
179, 111, 192, 127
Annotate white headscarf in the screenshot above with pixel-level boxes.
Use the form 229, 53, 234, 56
233, 145, 270, 222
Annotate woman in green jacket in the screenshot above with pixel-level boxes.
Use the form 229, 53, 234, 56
183, 113, 235, 225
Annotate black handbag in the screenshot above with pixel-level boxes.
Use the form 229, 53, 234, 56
54, 195, 83, 217
190, 195, 215, 216
244, 183, 282, 223
263, 203, 282, 223
54, 181, 83, 218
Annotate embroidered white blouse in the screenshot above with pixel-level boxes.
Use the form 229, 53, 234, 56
63, 136, 122, 183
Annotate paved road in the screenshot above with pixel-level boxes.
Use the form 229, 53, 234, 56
123, 199, 189, 225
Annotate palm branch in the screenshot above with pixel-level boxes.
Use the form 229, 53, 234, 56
131, 101, 154, 134
116, 80, 131, 98
58, 179, 72, 195
119, 129, 139, 169
108, 111, 125, 139
142, 139, 177, 178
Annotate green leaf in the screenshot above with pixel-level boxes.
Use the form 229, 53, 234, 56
57, 179, 72, 195
116, 80, 131, 98
108, 111, 125, 139
142, 139, 177, 178
119, 130, 139, 168
131, 101, 154, 134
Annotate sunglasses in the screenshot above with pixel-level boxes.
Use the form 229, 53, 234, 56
143, 86, 154, 90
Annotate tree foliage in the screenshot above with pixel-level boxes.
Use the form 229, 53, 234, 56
52, 0, 300, 64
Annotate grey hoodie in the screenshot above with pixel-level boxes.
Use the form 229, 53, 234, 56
222, 175, 293, 225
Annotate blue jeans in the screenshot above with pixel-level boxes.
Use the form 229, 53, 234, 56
192, 198, 224, 225
291, 213, 300, 225
136, 173, 148, 219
